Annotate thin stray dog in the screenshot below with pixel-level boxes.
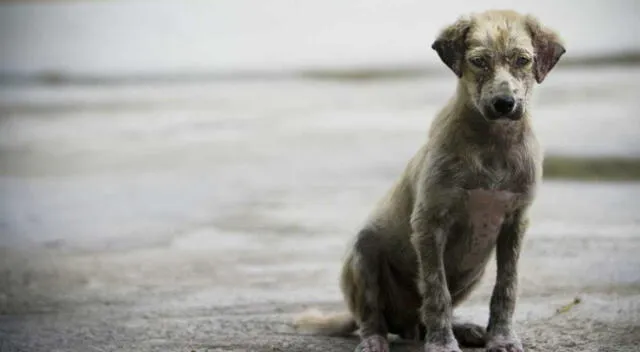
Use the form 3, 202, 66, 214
294, 9, 565, 352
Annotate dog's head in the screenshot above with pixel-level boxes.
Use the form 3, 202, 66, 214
432, 10, 565, 121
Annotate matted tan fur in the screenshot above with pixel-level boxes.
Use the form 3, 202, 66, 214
294, 9, 565, 352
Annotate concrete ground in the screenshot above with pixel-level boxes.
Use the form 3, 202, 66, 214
0, 66, 639, 351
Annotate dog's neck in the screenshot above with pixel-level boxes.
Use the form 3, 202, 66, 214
444, 82, 532, 149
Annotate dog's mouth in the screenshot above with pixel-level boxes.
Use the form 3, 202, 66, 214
484, 108, 524, 121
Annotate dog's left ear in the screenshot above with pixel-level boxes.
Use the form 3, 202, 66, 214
431, 17, 471, 77
526, 15, 566, 83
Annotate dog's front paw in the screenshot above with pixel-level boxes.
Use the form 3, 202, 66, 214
355, 335, 389, 352
424, 340, 462, 352
486, 334, 524, 352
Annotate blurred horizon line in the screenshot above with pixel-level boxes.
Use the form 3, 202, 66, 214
2, 50, 639, 86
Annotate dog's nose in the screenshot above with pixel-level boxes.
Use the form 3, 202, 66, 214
492, 96, 516, 115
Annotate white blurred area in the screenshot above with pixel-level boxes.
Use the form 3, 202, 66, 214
0, 1, 639, 251
0, 0, 638, 75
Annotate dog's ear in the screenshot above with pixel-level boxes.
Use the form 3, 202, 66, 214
526, 15, 566, 83
431, 17, 471, 77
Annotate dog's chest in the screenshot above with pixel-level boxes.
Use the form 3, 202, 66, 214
453, 189, 520, 270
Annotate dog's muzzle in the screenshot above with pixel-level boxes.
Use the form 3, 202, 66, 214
486, 95, 523, 121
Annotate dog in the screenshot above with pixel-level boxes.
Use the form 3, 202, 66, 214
294, 9, 565, 352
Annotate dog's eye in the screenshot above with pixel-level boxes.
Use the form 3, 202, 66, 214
469, 57, 488, 69
515, 56, 531, 67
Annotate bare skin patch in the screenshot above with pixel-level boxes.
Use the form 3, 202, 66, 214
461, 189, 519, 270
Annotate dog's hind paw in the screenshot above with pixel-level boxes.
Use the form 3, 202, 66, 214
453, 321, 486, 347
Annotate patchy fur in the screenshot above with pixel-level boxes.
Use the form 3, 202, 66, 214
294, 10, 565, 352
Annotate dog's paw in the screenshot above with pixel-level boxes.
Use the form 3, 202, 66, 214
486, 334, 524, 352
355, 335, 389, 352
423, 340, 462, 352
453, 321, 486, 347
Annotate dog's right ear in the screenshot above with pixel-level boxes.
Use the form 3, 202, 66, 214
431, 17, 471, 77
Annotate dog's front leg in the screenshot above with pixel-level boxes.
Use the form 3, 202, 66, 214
486, 210, 528, 352
411, 205, 460, 352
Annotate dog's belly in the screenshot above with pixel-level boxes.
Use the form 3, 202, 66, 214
445, 189, 520, 291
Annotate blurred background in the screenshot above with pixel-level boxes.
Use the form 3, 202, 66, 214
0, 1, 639, 351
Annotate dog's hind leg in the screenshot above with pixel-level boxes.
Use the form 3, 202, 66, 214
342, 229, 390, 352
341, 228, 420, 352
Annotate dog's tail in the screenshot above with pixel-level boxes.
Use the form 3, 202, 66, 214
293, 308, 358, 337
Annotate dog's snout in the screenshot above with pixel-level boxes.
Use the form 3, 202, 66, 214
492, 96, 516, 115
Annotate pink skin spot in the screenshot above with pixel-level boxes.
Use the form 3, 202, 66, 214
467, 189, 518, 234
459, 189, 519, 270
